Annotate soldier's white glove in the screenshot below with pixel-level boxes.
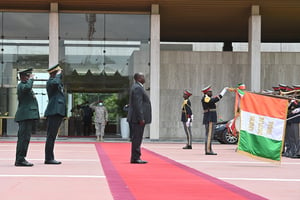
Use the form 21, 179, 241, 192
220, 87, 228, 97
191, 115, 194, 121
292, 108, 300, 114
186, 118, 191, 127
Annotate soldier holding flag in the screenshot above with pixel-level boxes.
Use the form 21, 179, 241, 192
201, 85, 228, 155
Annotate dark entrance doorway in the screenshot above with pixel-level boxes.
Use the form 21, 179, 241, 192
65, 70, 130, 138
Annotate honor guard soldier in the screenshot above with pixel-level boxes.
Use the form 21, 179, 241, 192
284, 84, 300, 158
201, 85, 228, 155
279, 83, 288, 92
286, 86, 294, 92
285, 98, 300, 158
293, 85, 300, 92
44, 64, 66, 164
272, 86, 280, 95
181, 90, 193, 149
15, 68, 39, 166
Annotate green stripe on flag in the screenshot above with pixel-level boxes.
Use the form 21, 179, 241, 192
238, 130, 282, 161
237, 89, 245, 97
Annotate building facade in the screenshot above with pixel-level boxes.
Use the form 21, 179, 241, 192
0, 1, 300, 139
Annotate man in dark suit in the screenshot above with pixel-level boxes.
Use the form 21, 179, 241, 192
127, 72, 152, 164
44, 64, 66, 164
15, 68, 40, 167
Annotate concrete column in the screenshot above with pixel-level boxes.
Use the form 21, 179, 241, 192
67, 93, 72, 117
49, 3, 59, 67
8, 69, 17, 117
248, 5, 261, 92
150, 4, 160, 140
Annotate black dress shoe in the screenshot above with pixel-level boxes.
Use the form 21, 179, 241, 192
44, 160, 62, 164
130, 159, 148, 164
290, 154, 300, 159
182, 145, 192, 149
205, 152, 217, 155
15, 160, 34, 167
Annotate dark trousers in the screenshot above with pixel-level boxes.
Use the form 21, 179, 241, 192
205, 122, 216, 153
83, 121, 92, 136
74, 118, 82, 136
129, 122, 145, 161
285, 123, 300, 157
296, 123, 300, 156
183, 122, 192, 146
45, 115, 63, 161
16, 120, 34, 163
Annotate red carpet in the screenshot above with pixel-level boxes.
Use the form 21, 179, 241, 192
96, 143, 267, 200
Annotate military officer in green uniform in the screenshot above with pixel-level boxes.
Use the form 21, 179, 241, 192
15, 68, 39, 167
201, 85, 228, 155
44, 64, 66, 165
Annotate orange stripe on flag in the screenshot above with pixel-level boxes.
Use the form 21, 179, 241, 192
240, 92, 288, 119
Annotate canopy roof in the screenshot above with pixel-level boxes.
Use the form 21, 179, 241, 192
64, 70, 129, 93
1, 0, 300, 42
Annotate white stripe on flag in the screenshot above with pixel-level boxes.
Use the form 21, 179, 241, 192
241, 110, 285, 141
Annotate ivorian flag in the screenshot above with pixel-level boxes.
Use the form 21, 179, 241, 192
237, 92, 288, 162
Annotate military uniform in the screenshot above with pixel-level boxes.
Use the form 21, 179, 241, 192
15, 68, 39, 166
44, 64, 66, 164
90, 101, 108, 141
181, 90, 193, 149
284, 84, 300, 158
201, 85, 227, 155
272, 86, 280, 95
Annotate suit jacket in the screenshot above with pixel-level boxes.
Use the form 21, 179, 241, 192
127, 82, 152, 124
15, 79, 40, 122
44, 74, 66, 117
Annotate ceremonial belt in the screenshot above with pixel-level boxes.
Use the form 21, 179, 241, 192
204, 109, 216, 113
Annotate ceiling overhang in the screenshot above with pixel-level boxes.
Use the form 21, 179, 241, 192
64, 70, 129, 93
0, 0, 300, 43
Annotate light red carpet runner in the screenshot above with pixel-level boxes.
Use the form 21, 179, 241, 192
96, 143, 266, 200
